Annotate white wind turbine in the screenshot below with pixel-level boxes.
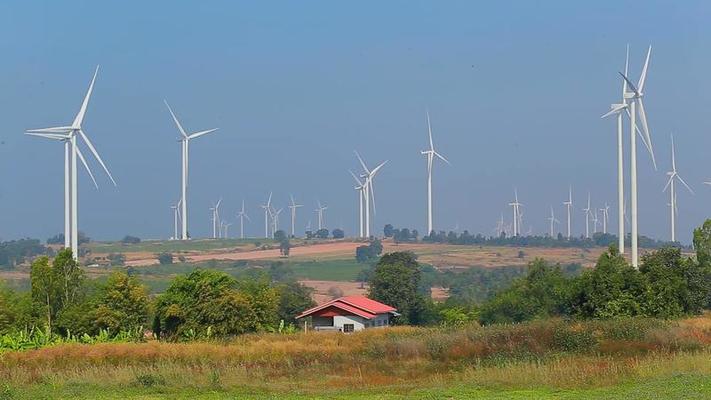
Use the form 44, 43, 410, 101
315, 200, 327, 230
508, 189, 522, 236
600, 204, 610, 234
421, 111, 450, 235
272, 207, 283, 234
210, 198, 222, 239
663, 134, 693, 242
237, 200, 250, 239
592, 209, 599, 234
164, 100, 218, 241
288, 195, 303, 238
602, 45, 656, 255
619, 45, 656, 268
563, 186, 573, 239
171, 198, 182, 240
548, 207, 560, 237
583, 193, 591, 239
354, 151, 387, 238
25, 66, 116, 260
260, 192, 272, 238
349, 170, 366, 238
222, 222, 232, 239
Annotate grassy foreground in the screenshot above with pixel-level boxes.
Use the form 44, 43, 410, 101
2, 316, 711, 399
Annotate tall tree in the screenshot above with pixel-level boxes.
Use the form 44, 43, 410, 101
368, 252, 427, 325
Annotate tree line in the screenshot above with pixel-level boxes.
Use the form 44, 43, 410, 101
365, 220, 711, 327
0, 249, 315, 340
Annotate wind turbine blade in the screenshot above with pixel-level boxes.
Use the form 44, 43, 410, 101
622, 44, 629, 97
676, 175, 694, 194
354, 150, 370, 173
426, 110, 434, 151
371, 160, 388, 177
244, 213, 252, 222
638, 45, 651, 93
662, 174, 674, 192
434, 151, 451, 165
76, 147, 99, 189
26, 126, 73, 134
216, 198, 222, 208
188, 128, 218, 140
636, 98, 656, 170
72, 65, 99, 129
24, 132, 69, 140
619, 72, 639, 96
369, 180, 377, 215
601, 104, 626, 119
164, 100, 188, 138
267, 192, 272, 207
79, 129, 117, 186
349, 169, 363, 185
670, 134, 676, 172
624, 107, 653, 156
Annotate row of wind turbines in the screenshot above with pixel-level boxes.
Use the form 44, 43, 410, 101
22, 45, 708, 264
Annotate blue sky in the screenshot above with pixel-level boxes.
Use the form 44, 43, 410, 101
0, 1, 710, 243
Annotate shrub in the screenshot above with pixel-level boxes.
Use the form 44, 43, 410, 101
157, 252, 173, 265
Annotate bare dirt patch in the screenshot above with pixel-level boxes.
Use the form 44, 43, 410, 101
299, 280, 368, 304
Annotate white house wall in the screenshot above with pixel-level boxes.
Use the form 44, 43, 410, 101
333, 315, 365, 331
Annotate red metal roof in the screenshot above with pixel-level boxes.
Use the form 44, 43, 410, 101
296, 295, 397, 320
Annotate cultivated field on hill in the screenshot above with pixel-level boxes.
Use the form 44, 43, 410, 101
2, 315, 711, 399
0, 240, 617, 301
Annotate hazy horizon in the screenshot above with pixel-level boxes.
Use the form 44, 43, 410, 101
1, 1, 710, 243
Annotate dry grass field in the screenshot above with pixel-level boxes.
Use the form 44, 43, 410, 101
2, 315, 711, 399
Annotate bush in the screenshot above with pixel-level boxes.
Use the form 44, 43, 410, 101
121, 235, 141, 244
158, 252, 173, 265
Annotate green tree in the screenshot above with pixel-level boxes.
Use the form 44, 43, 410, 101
570, 246, 644, 319
368, 252, 427, 325
153, 270, 279, 339
479, 259, 570, 324
693, 219, 711, 267
276, 281, 315, 324
30, 256, 57, 333
158, 252, 174, 265
94, 272, 150, 334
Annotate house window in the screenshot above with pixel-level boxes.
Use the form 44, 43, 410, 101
343, 324, 354, 333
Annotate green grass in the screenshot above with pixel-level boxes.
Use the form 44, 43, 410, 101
3, 369, 710, 399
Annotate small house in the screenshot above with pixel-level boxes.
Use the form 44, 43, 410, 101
297, 295, 399, 332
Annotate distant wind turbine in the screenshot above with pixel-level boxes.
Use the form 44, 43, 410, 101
563, 186, 573, 239
315, 200, 327, 230
583, 193, 591, 239
349, 170, 366, 238
421, 111, 450, 235
288, 195, 303, 237
261, 192, 272, 238
237, 200, 250, 239
548, 207, 560, 237
164, 100, 218, 241
354, 151, 387, 238
663, 134, 693, 242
